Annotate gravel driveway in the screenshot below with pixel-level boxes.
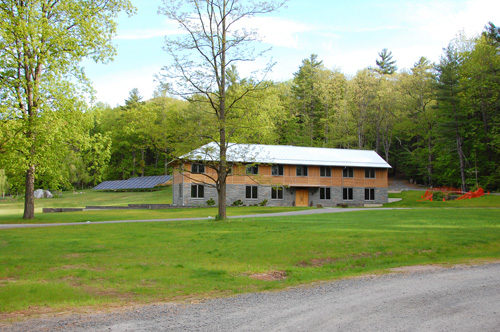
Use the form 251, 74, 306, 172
4, 263, 499, 331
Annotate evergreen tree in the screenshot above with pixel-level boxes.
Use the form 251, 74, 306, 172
375, 48, 398, 75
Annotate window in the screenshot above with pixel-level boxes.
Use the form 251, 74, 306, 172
365, 188, 375, 201
191, 184, 204, 198
343, 167, 354, 178
365, 168, 375, 178
320, 187, 331, 200
191, 163, 205, 174
296, 165, 308, 176
271, 186, 283, 199
343, 187, 353, 200
272, 164, 284, 176
246, 165, 259, 175
320, 166, 331, 177
246, 185, 258, 199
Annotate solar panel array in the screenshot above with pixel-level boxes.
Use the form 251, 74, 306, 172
93, 175, 172, 190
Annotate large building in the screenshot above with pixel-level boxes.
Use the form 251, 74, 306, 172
172, 143, 391, 207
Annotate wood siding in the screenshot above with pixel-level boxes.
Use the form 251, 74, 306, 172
174, 163, 388, 188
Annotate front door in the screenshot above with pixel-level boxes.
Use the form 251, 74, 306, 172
295, 189, 309, 207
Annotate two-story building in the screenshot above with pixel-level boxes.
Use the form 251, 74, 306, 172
172, 143, 391, 207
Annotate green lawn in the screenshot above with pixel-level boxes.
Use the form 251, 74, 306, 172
387, 190, 500, 208
0, 208, 498, 314
0, 186, 310, 224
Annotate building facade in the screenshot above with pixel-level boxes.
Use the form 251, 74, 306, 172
172, 143, 391, 207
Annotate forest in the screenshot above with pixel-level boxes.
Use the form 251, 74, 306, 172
1, 22, 499, 196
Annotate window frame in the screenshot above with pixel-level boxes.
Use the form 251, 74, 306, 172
296, 165, 308, 177
190, 184, 204, 198
320, 187, 331, 200
320, 166, 331, 177
245, 185, 258, 199
246, 165, 259, 175
271, 164, 284, 176
271, 186, 284, 200
365, 188, 375, 201
365, 168, 376, 179
191, 163, 205, 174
342, 187, 353, 200
342, 167, 354, 178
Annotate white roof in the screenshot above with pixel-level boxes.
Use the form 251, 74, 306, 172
183, 142, 391, 168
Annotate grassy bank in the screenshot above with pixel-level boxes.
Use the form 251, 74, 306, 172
0, 208, 498, 314
387, 190, 500, 208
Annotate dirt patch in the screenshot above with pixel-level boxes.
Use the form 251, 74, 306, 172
62, 253, 82, 259
298, 252, 389, 267
249, 271, 287, 281
297, 257, 340, 267
390, 265, 444, 273
52, 264, 105, 272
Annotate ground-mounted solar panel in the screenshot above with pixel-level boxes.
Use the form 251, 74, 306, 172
93, 175, 172, 190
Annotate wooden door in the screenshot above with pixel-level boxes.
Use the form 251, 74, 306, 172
295, 189, 309, 207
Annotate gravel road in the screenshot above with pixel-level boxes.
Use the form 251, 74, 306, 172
4, 263, 499, 331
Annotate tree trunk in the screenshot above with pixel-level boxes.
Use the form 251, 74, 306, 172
427, 130, 433, 186
141, 149, 145, 177
216, 1, 228, 220
456, 132, 467, 192
132, 150, 136, 177
23, 165, 35, 219
164, 148, 168, 175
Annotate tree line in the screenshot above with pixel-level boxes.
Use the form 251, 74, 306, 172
91, 22, 499, 193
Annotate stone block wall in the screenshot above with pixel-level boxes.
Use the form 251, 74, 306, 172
173, 184, 388, 207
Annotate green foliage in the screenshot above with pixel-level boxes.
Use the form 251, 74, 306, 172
259, 199, 268, 206
206, 198, 216, 207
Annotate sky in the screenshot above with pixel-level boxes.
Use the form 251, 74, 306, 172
83, 0, 500, 106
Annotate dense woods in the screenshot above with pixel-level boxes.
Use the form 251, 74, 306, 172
1, 21, 499, 200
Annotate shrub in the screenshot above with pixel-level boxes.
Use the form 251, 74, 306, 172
232, 199, 243, 207
433, 191, 444, 201
259, 199, 268, 206
206, 198, 215, 206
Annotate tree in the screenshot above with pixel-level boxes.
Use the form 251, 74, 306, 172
346, 69, 378, 149
291, 54, 324, 145
435, 44, 468, 192
375, 48, 397, 75
159, 0, 285, 220
0, 0, 133, 218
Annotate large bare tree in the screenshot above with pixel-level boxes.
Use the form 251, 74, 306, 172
160, 0, 285, 219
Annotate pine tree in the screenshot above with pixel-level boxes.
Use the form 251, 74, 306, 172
375, 48, 397, 75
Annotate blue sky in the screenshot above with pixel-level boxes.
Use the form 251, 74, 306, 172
83, 0, 500, 106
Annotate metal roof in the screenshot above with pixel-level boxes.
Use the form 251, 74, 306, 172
183, 143, 391, 168
93, 175, 172, 190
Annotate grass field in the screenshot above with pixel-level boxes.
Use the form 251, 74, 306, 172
0, 187, 310, 224
0, 208, 498, 314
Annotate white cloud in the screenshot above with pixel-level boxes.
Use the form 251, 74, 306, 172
237, 16, 313, 49
91, 66, 161, 106
402, 0, 499, 43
